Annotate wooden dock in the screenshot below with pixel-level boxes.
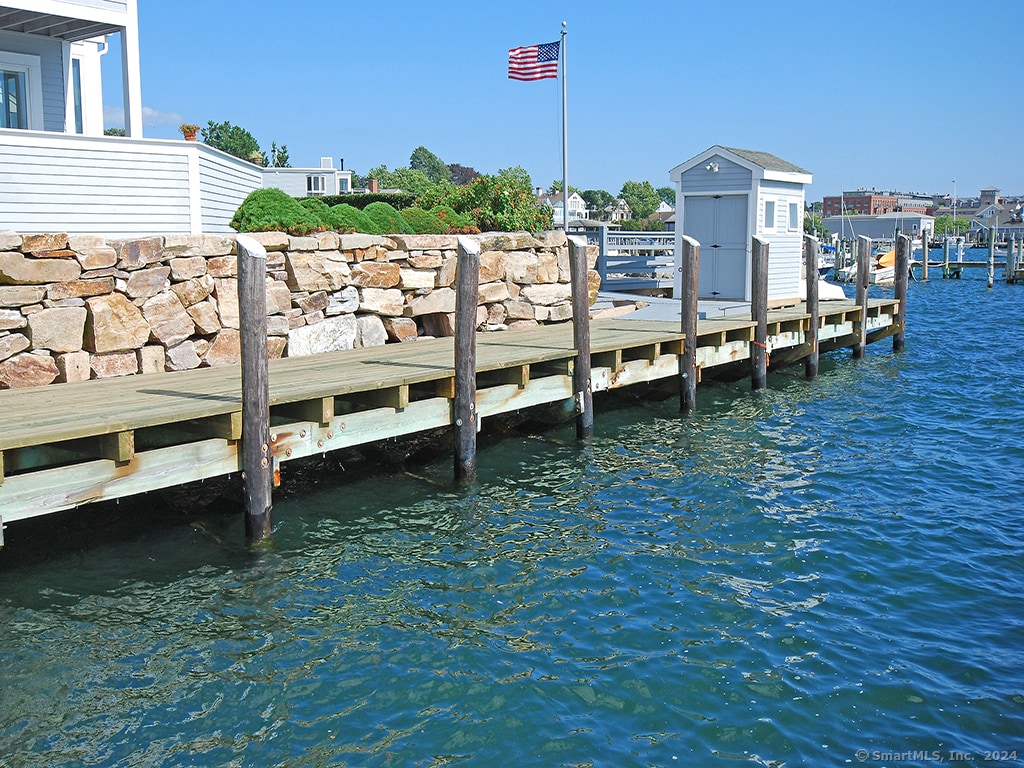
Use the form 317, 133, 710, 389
0, 297, 899, 527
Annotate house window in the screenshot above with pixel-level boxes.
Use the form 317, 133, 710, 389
764, 200, 776, 231
1, 69, 26, 128
307, 175, 326, 196
789, 202, 800, 231
0, 51, 43, 130
71, 59, 84, 134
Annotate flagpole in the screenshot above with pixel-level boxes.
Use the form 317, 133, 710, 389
560, 21, 568, 232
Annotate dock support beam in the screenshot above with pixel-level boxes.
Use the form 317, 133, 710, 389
454, 236, 480, 485
804, 234, 820, 378
751, 236, 768, 390
894, 234, 911, 353
679, 235, 700, 414
853, 235, 871, 359
568, 236, 593, 439
236, 235, 272, 542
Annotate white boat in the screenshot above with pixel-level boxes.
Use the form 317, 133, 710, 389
834, 247, 915, 285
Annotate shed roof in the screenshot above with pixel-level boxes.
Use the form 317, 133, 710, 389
721, 147, 810, 175
669, 145, 812, 185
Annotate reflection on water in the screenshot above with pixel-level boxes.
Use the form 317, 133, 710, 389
2, 275, 1024, 766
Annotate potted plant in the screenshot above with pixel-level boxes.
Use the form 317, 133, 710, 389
179, 123, 199, 141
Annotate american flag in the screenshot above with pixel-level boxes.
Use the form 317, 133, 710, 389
508, 40, 560, 81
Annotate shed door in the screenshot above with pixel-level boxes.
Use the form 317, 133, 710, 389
684, 195, 748, 300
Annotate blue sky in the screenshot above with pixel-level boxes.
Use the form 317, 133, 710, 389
105, 0, 1023, 203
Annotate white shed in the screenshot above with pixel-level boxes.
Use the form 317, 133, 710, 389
670, 146, 812, 305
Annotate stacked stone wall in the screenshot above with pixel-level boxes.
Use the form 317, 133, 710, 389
0, 229, 600, 389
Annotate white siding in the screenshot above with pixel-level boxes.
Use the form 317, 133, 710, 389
198, 152, 262, 232
0, 131, 261, 236
758, 180, 805, 303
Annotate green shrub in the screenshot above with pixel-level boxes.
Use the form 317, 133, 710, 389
363, 201, 413, 235
297, 197, 333, 229
418, 166, 551, 232
230, 188, 323, 235
319, 192, 417, 210
400, 206, 443, 234
329, 203, 373, 233
431, 205, 477, 234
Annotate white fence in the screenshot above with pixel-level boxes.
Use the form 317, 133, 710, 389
595, 228, 676, 294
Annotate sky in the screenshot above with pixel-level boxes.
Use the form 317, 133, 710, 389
103, 0, 1024, 204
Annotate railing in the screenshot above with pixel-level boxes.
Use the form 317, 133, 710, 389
595, 227, 676, 295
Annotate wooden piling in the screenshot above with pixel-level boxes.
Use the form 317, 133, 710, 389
1006, 236, 1014, 282
987, 227, 995, 288
894, 234, 911, 353
750, 236, 768, 390
568, 236, 593, 439
453, 236, 480, 485
679, 235, 700, 414
236, 235, 272, 542
804, 234, 820, 378
943, 236, 951, 278
921, 228, 929, 281
853, 235, 871, 359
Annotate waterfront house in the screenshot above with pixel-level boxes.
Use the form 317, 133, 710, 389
262, 157, 354, 198
0, 1, 355, 237
537, 190, 587, 228
670, 146, 811, 305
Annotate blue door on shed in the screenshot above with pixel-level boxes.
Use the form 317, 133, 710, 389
684, 194, 748, 300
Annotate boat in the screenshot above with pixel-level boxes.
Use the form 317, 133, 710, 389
818, 243, 836, 276
834, 246, 918, 285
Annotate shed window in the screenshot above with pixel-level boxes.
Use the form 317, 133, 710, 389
789, 202, 800, 231
764, 200, 776, 231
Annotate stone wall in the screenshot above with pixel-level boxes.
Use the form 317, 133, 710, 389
0, 229, 600, 389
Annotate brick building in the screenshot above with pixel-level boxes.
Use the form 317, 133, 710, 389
822, 189, 933, 217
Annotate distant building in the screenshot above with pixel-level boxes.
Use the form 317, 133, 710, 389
537, 190, 587, 227
822, 212, 935, 241
823, 189, 932, 217
262, 157, 353, 197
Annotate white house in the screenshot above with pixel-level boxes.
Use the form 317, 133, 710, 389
0, 1, 356, 237
263, 157, 354, 198
670, 146, 812, 305
538, 190, 587, 228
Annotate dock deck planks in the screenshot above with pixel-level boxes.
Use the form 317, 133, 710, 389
0, 298, 898, 522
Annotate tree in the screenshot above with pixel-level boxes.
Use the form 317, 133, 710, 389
269, 142, 290, 168
365, 165, 438, 197
581, 189, 615, 219
409, 146, 449, 184
933, 214, 971, 237
201, 120, 264, 165
804, 212, 827, 238
103, 127, 125, 137
448, 163, 480, 186
546, 181, 581, 196
619, 180, 660, 221
657, 186, 675, 207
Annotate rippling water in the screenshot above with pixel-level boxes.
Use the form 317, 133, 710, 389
3, 270, 1023, 767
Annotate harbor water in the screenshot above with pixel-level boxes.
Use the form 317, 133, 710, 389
2, 268, 1022, 767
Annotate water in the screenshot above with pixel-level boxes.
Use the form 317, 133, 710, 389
2, 269, 1023, 767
